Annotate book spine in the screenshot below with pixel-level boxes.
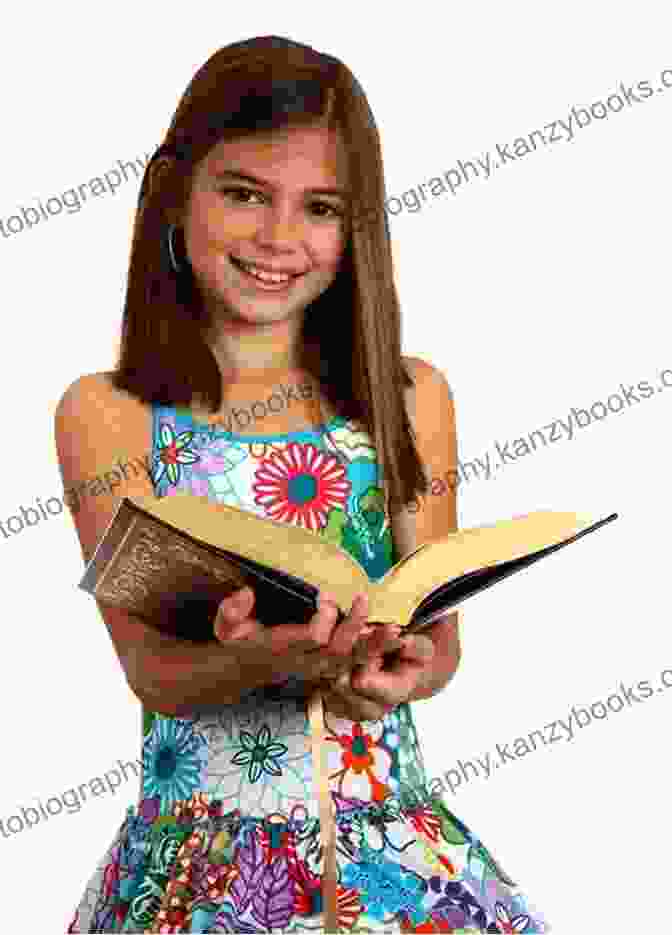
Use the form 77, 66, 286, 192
79, 500, 136, 600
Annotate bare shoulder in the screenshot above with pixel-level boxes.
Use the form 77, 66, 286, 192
401, 355, 454, 433
54, 371, 156, 563
390, 357, 451, 559
55, 371, 152, 447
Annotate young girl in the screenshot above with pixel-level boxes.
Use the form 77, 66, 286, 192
57, 36, 550, 934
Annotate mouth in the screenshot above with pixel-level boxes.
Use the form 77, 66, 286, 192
229, 254, 305, 293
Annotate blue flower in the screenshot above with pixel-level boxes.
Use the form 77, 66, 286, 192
143, 717, 208, 812
341, 853, 426, 923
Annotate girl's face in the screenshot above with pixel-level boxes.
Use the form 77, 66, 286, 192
183, 123, 350, 333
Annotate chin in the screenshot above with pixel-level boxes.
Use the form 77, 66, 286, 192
219, 292, 307, 324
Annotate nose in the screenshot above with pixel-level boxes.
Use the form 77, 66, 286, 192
253, 202, 303, 250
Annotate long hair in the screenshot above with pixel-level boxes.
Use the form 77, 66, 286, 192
111, 35, 429, 517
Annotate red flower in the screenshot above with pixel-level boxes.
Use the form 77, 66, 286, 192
399, 909, 454, 932
252, 442, 350, 530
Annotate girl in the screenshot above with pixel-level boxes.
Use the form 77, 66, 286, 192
57, 36, 550, 933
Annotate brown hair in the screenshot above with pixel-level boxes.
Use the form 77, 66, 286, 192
111, 35, 428, 516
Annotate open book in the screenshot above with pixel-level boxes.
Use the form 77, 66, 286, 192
79, 492, 618, 641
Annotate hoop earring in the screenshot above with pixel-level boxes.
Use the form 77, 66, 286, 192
166, 223, 183, 274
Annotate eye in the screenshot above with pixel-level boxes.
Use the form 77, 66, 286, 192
219, 186, 264, 204
311, 201, 343, 219
218, 187, 343, 220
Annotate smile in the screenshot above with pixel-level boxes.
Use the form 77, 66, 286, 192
230, 255, 304, 288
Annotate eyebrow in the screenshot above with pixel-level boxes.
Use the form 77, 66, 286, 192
211, 168, 347, 199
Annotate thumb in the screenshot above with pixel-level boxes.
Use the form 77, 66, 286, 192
398, 634, 435, 663
215, 616, 257, 642
215, 588, 255, 641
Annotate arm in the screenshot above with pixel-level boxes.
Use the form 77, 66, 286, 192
54, 374, 281, 718
101, 604, 283, 717
403, 357, 462, 702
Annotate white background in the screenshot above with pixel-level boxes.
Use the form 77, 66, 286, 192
1, 3, 670, 933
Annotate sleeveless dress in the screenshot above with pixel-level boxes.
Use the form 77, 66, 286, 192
68, 403, 550, 934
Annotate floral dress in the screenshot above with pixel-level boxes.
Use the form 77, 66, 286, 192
68, 405, 550, 933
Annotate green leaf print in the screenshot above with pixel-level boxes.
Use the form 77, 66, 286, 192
208, 828, 235, 865
341, 486, 394, 569
143, 708, 157, 737
430, 798, 468, 845
149, 815, 178, 840
468, 838, 517, 887
321, 505, 349, 545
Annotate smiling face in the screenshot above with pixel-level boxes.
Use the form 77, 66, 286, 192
182, 123, 350, 342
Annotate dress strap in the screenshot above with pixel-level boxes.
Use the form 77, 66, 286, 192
307, 688, 460, 935
307, 688, 340, 933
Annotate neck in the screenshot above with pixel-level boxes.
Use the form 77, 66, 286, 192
205, 313, 311, 381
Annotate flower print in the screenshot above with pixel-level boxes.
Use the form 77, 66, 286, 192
101, 848, 121, 904
414, 837, 458, 880
469, 836, 518, 888
391, 704, 430, 794
143, 708, 157, 738
191, 859, 239, 908
408, 806, 442, 845
151, 902, 188, 932
142, 717, 209, 813
398, 908, 458, 932
248, 440, 290, 460
326, 720, 393, 803
258, 815, 297, 867
322, 418, 377, 463
291, 852, 326, 917
341, 851, 426, 924
348, 490, 386, 561
334, 885, 365, 931
293, 855, 364, 930
456, 831, 519, 905
153, 421, 200, 487
171, 791, 213, 824
493, 900, 533, 933
182, 435, 249, 500
207, 709, 311, 814
231, 725, 289, 783
252, 441, 350, 530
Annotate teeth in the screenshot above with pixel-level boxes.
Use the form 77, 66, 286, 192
237, 258, 293, 283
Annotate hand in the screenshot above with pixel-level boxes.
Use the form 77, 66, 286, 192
318, 633, 436, 721
213, 587, 405, 685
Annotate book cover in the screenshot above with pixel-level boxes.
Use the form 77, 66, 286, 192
79, 493, 618, 641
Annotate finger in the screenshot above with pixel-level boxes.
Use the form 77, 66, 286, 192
215, 617, 259, 642
216, 587, 256, 628
325, 593, 370, 656
215, 595, 263, 643
322, 688, 387, 722
304, 592, 344, 648
317, 659, 353, 681
329, 662, 397, 717
276, 597, 342, 653
348, 655, 419, 707
329, 664, 393, 717
396, 635, 435, 665
334, 669, 352, 694
352, 625, 404, 663
258, 601, 338, 656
